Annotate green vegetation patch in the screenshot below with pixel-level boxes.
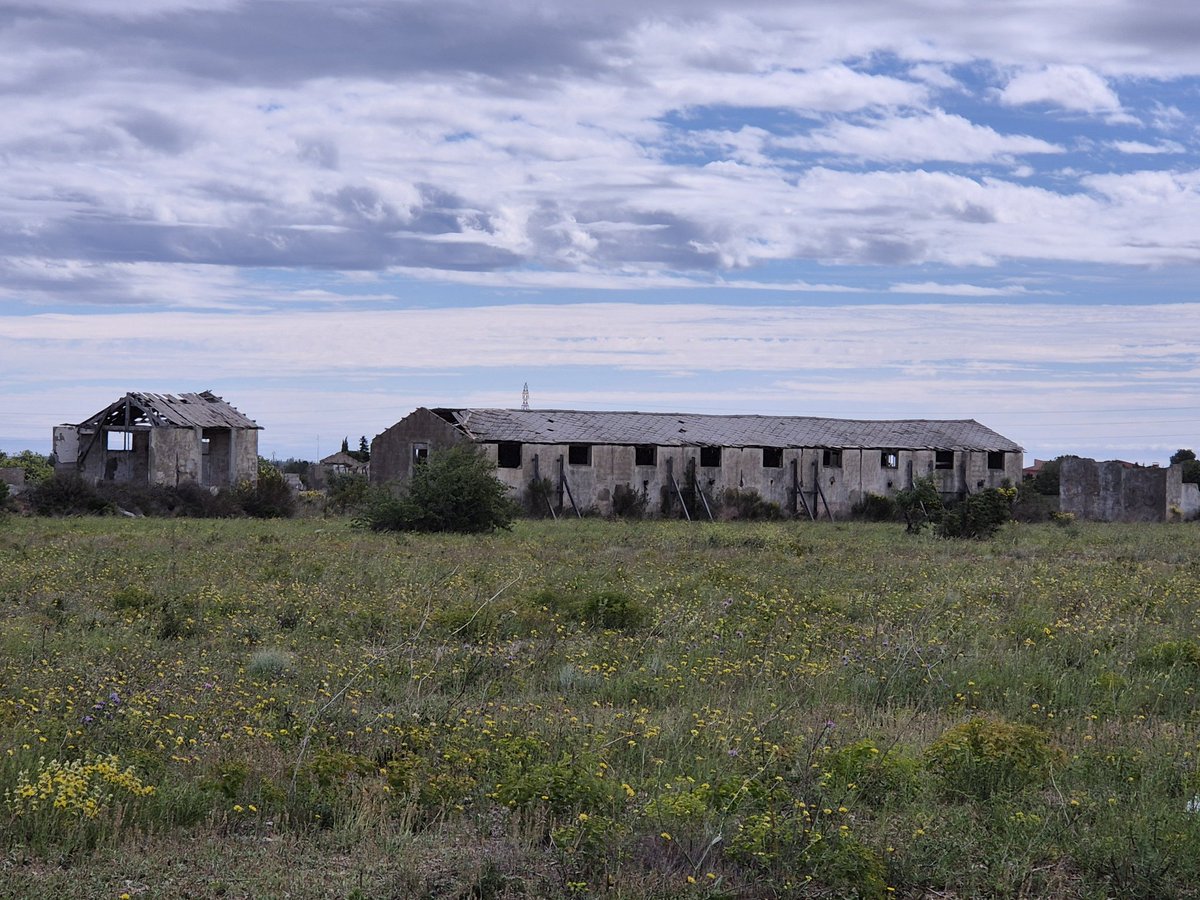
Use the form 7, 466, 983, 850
0, 517, 1198, 897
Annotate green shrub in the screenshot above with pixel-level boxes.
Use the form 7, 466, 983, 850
821, 739, 921, 805
924, 717, 1062, 801
248, 647, 293, 676
610, 483, 647, 519
936, 486, 1015, 539
326, 473, 369, 514
893, 476, 944, 533
0, 450, 54, 485
236, 461, 295, 519
525, 476, 556, 517
718, 488, 783, 521
357, 446, 517, 534
112, 585, 156, 611
27, 472, 112, 516
530, 588, 650, 631
1137, 640, 1200, 671
853, 493, 897, 521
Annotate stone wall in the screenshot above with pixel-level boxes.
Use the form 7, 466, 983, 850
370, 408, 468, 486
1060, 458, 1183, 522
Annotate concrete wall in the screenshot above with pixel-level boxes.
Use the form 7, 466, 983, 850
370, 408, 468, 486
62, 424, 258, 488
52, 426, 79, 470
483, 442, 1021, 518
232, 428, 259, 486
1165, 466, 1200, 520
1061, 457, 1177, 522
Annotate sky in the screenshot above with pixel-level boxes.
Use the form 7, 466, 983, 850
2, 0, 1200, 465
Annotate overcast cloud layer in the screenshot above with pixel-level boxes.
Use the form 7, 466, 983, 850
3, 0, 1200, 462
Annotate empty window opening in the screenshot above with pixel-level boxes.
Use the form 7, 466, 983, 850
822, 448, 843, 468
568, 444, 591, 466
700, 446, 722, 467
762, 447, 783, 468
106, 430, 132, 452
634, 444, 657, 466
201, 438, 211, 456
881, 450, 899, 469
413, 443, 429, 466
987, 451, 1005, 470
496, 442, 522, 468
935, 450, 954, 470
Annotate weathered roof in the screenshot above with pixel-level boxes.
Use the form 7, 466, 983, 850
320, 451, 366, 467
79, 391, 260, 430
432, 408, 1022, 452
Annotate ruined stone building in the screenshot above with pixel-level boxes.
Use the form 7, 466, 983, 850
53, 391, 260, 488
371, 408, 1023, 518
1059, 457, 1200, 522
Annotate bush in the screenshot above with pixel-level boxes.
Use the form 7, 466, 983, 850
924, 717, 1062, 801
610, 483, 647, 519
236, 460, 295, 519
326, 473, 369, 514
718, 488, 783, 521
95, 481, 242, 518
893, 476, 944, 533
357, 445, 517, 534
529, 587, 650, 630
525, 476, 556, 518
936, 486, 1015, 539
0, 450, 54, 485
27, 472, 113, 516
1137, 640, 1200, 671
853, 493, 897, 522
1029, 456, 1077, 496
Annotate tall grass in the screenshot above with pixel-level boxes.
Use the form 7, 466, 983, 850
0, 517, 1198, 896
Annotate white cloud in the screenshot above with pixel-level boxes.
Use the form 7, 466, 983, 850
1109, 139, 1185, 154
999, 64, 1124, 115
3, 300, 1198, 464
781, 110, 1062, 163
888, 281, 1043, 297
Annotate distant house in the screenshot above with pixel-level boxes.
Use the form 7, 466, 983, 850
53, 391, 261, 488
371, 407, 1024, 518
304, 450, 369, 490
319, 450, 368, 477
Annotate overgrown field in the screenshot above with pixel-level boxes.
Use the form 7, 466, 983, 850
1, 517, 1200, 898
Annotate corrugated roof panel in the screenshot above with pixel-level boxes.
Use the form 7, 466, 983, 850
81, 391, 261, 430
435, 408, 1021, 452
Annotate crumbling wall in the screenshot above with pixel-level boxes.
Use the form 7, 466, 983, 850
52, 426, 79, 472
1061, 458, 1169, 522
1165, 465, 1200, 520
231, 428, 259, 486
148, 428, 201, 486
370, 408, 468, 486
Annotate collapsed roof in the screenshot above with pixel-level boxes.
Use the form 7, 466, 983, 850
73, 391, 261, 430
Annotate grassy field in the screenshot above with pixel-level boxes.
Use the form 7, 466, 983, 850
1, 515, 1199, 898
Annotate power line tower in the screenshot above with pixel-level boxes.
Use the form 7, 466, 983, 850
521, 382, 530, 410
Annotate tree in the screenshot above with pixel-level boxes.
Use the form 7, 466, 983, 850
0, 450, 54, 485
357, 436, 371, 462
1171, 449, 1200, 484
893, 476, 944, 533
358, 445, 516, 533
1030, 456, 1078, 496
340, 436, 350, 454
